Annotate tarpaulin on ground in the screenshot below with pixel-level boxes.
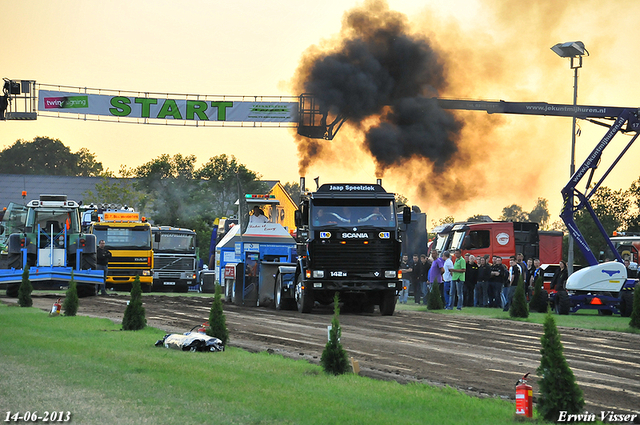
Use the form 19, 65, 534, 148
155, 332, 224, 352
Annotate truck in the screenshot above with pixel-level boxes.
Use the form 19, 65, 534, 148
431, 221, 563, 264
215, 194, 297, 307
88, 209, 153, 292
291, 179, 408, 315
0, 194, 102, 296
151, 226, 197, 292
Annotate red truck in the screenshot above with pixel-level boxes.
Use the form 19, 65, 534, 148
431, 221, 563, 264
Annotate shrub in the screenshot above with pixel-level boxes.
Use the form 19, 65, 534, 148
528, 274, 548, 313
630, 283, 640, 329
536, 312, 584, 421
62, 275, 79, 316
427, 282, 444, 310
207, 284, 229, 346
509, 274, 529, 318
320, 293, 350, 375
18, 267, 33, 307
122, 276, 146, 331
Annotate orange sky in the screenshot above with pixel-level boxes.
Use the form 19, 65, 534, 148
3, 0, 639, 228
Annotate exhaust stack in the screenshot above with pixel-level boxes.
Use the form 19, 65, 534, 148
299, 177, 305, 193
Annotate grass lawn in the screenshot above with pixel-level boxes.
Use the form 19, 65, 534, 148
0, 303, 525, 425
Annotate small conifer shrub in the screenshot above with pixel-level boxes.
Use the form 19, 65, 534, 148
529, 274, 548, 313
320, 293, 350, 375
122, 276, 146, 330
62, 275, 79, 316
536, 312, 584, 421
207, 284, 229, 346
18, 267, 33, 308
427, 282, 444, 310
509, 274, 529, 318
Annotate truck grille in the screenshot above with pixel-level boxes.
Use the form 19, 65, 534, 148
310, 240, 398, 272
154, 257, 196, 271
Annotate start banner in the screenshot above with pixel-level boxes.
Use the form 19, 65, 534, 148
38, 90, 298, 123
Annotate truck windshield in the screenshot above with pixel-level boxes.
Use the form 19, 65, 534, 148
450, 230, 465, 251
93, 227, 151, 250
310, 200, 396, 228
26, 208, 80, 234
434, 233, 450, 253
153, 232, 196, 253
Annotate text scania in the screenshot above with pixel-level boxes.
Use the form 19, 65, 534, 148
341, 233, 369, 239
109, 97, 234, 121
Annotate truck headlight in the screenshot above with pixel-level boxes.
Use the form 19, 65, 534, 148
313, 270, 324, 278
385, 270, 396, 278
142, 270, 151, 276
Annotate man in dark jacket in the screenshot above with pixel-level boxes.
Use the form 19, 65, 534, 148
96, 240, 112, 295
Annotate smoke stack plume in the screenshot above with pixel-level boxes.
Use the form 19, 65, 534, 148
292, 0, 468, 203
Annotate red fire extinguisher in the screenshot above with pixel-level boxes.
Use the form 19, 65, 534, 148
515, 373, 533, 418
50, 298, 62, 316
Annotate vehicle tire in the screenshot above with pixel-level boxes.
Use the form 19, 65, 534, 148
536, 289, 550, 313
6, 284, 19, 297
295, 275, 314, 313
275, 273, 295, 311
6, 253, 22, 270
620, 290, 634, 317
363, 302, 375, 314
81, 253, 97, 270
379, 290, 397, 316
77, 284, 97, 298
554, 290, 571, 315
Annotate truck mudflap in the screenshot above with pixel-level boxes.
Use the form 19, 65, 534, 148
0, 267, 104, 285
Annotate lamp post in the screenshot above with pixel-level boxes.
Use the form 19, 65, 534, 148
551, 41, 589, 275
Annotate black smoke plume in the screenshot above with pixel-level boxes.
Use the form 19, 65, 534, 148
294, 0, 462, 176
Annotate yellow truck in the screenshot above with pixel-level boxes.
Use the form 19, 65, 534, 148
89, 210, 153, 292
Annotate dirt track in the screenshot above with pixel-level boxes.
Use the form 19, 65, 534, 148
3, 293, 639, 417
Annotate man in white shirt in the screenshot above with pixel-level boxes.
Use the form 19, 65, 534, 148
442, 251, 454, 309
249, 206, 268, 224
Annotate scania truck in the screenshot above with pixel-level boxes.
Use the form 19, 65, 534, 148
292, 179, 408, 315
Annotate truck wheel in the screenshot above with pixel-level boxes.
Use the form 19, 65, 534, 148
275, 273, 295, 311
6, 253, 22, 269
81, 253, 97, 270
379, 290, 397, 316
554, 290, 571, 315
77, 284, 97, 298
536, 289, 550, 313
295, 275, 314, 314
620, 290, 634, 317
6, 284, 19, 297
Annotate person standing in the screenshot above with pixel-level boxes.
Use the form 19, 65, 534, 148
96, 239, 112, 296
476, 255, 492, 307
428, 249, 445, 305
449, 249, 466, 310
418, 254, 430, 305
489, 256, 507, 308
399, 254, 413, 304
442, 251, 454, 308
411, 254, 422, 304
503, 256, 520, 311
464, 254, 478, 307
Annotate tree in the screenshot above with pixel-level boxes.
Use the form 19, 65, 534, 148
207, 284, 229, 346
529, 274, 548, 313
426, 283, 444, 310
536, 313, 584, 421
122, 276, 146, 330
320, 293, 350, 375
62, 275, 79, 316
572, 186, 629, 264
17, 267, 32, 307
509, 274, 529, 318
529, 198, 550, 229
283, 181, 301, 206
82, 175, 145, 208
0, 137, 103, 176
466, 214, 492, 222
499, 204, 527, 222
